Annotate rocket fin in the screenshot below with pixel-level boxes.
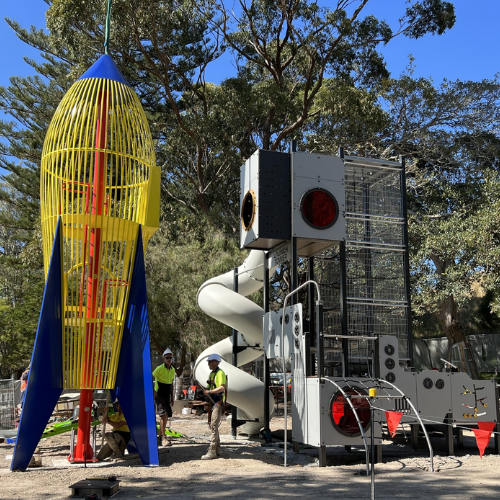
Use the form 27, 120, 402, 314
113, 225, 159, 467
11, 218, 64, 471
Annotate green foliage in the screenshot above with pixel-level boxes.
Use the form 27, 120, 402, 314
145, 224, 247, 356
0, 216, 44, 378
381, 75, 500, 342
43, 0, 457, 227
304, 65, 500, 343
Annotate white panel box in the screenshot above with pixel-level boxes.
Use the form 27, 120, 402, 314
264, 304, 302, 359
293, 376, 382, 447
291, 152, 345, 256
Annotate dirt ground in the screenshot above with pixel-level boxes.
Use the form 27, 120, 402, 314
1, 408, 500, 500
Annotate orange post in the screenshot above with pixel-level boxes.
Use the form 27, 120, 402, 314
72, 90, 109, 462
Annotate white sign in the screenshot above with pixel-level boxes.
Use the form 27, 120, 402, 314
268, 241, 290, 268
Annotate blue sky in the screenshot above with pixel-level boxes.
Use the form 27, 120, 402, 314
0, 0, 499, 87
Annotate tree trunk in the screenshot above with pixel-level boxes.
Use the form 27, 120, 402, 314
436, 295, 465, 346
149, 332, 163, 356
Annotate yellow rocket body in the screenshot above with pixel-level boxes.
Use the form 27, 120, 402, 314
40, 57, 160, 390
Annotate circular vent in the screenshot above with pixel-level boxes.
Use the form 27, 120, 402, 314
384, 344, 395, 356
300, 188, 339, 229
329, 388, 371, 437
423, 378, 433, 389
386, 372, 396, 383
385, 358, 395, 370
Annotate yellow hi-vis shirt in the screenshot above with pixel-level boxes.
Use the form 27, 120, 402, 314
153, 364, 176, 392
208, 368, 226, 402
109, 411, 130, 433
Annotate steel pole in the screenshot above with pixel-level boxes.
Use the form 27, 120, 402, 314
263, 252, 271, 441
74, 89, 109, 462
231, 267, 238, 439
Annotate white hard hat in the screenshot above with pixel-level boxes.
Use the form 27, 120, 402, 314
163, 349, 173, 356
207, 353, 221, 362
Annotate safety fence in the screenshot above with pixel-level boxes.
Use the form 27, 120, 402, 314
0, 379, 16, 431
414, 334, 500, 373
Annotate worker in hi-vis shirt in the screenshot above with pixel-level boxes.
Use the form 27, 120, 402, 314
153, 348, 182, 445
201, 353, 226, 460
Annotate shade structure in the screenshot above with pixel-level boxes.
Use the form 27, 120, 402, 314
40, 55, 160, 390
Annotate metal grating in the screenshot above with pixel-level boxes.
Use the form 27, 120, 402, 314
314, 253, 343, 369
346, 303, 409, 359
344, 164, 403, 220
0, 379, 16, 431
346, 247, 406, 302
312, 156, 411, 365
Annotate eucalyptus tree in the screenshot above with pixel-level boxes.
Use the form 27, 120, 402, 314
44, 0, 456, 227
381, 75, 500, 344
306, 70, 500, 344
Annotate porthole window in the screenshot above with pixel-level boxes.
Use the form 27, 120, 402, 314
241, 190, 257, 231
300, 188, 339, 229
329, 388, 371, 437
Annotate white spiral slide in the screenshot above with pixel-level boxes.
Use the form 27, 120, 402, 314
194, 250, 275, 434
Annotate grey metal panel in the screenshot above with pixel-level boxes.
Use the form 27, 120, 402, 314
373, 372, 418, 425
414, 371, 453, 422
377, 336, 409, 385
263, 310, 278, 359
291, 153, 345, 251
293, 152, 345, 182
450, 374, 497, 424
245, 238, 286, 250
376, 335, 417, 423
319, 378, 382, 446
293, 377, 321, 446
263, 304, 302, 359
292, 332, 317, 445
268, 241, 290, 268
296, 238, 338, 257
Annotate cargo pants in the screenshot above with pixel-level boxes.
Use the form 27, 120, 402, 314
209, 403, 223, 453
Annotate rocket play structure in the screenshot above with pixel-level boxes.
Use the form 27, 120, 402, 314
11, 52, 160, 470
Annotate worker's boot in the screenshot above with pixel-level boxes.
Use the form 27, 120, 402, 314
201, 447, 217, 460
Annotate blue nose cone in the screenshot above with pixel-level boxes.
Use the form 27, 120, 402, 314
78, 54, 129, 87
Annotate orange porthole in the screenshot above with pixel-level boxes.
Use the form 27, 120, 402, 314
241, 189, 257, 231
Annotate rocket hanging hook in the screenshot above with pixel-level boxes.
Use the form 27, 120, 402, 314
104, 0, 113, 55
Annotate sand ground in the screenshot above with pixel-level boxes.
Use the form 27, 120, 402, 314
1, 408, 499, 499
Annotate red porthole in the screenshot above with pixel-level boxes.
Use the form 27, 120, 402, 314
329, 388, 371, 436
300, 188, 339, 229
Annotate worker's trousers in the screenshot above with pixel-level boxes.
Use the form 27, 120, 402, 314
96, 432, 126, 461
209, 403, 222, 452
